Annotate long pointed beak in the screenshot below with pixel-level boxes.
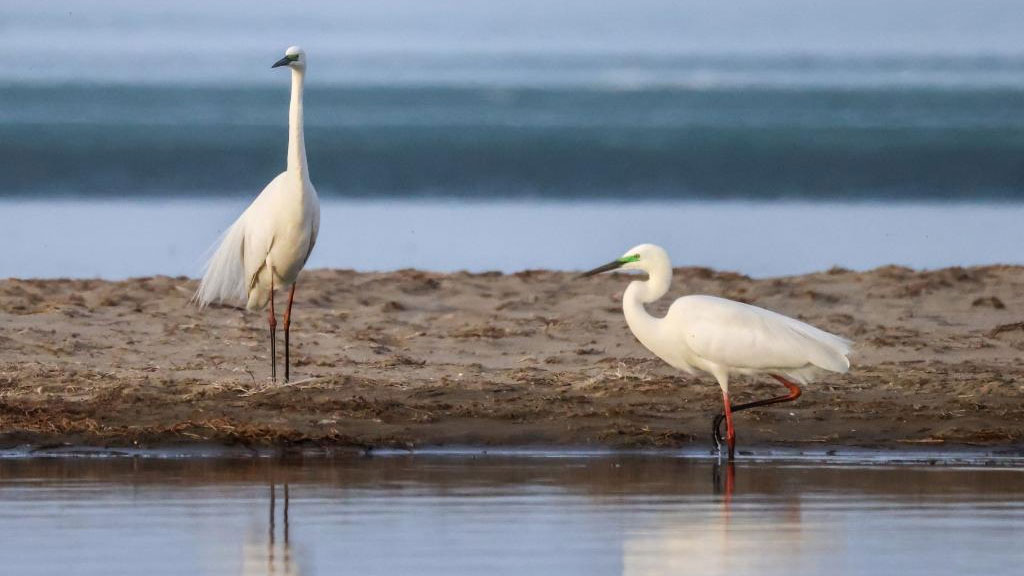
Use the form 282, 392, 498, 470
272, 56, 291, 68
578, 260, 625, 278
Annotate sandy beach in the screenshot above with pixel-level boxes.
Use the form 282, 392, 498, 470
1, 265, 1022, 451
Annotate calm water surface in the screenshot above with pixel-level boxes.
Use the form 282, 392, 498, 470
0, 454, 1021, 575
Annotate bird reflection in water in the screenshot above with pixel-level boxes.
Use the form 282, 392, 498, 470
712, 461, 735, 504
243, 484, 301, 576
623, 463, 831, 576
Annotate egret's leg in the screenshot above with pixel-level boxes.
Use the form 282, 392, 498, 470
722, 391, 736, 460
269, 277, 277, 382
712, 393, 738, 458
712, 414, 727, 454
713, 375, 803, 448
283, 284, 296, 383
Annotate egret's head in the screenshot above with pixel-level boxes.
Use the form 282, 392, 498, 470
272, 46, 306, 70
578, 243, 670, 278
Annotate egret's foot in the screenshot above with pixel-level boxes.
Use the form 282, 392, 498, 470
711, 412, 726, 455
714, 418, 737, 461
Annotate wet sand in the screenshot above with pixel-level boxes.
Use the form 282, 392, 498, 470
1, 266, 1023, 451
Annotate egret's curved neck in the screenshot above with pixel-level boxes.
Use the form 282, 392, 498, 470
622, 263, 672, 344
287, 68, 308, 178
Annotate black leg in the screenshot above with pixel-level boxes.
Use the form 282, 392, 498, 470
283, 284, 296, 383
268, 277, 277, 382
712, 412, 726, 454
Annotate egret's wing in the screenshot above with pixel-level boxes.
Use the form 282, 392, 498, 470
301, 198, 320, 267
673, 295, 851, 373
240, 174, 288, 288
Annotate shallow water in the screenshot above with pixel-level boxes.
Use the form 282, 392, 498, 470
0, 454, 1020, 575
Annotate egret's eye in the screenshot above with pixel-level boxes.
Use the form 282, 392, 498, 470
286, 54, 300, 62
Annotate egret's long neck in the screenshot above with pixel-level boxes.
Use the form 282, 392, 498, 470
622, 263, 672, 347
287, 68, 308, 178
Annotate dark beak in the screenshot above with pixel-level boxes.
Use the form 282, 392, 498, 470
578, 260, 625, 279
272, 56, 291, 68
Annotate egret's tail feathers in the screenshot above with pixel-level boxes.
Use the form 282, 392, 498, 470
192, 219, 247, 308
785, 320, 853, 374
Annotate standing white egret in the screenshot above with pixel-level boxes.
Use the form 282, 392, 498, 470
193, 46, 320, 383
580, 244, 851, 459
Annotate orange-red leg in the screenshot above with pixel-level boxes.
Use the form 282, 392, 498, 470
713, 375, 803, 458
283, 283, 296, 383
722, 391, 736, 459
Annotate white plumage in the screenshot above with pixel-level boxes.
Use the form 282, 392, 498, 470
196, 171, 319, 311
194, 46, 320, 382
664, 294, 851, 385
581, 243, 851, 458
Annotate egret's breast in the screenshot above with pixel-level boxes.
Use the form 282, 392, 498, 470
643, 324, 701, 376
268, 179, 318, 286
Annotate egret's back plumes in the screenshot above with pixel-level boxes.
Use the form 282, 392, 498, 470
761, 306, 852, 381
193, 217, 248, 308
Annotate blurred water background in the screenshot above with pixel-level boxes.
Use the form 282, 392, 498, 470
2, 0, 1022, 277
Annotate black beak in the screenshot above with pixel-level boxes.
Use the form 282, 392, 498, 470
272, 56, 291, 68
578, 260, 625, 279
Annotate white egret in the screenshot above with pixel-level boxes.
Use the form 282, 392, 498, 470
580, 244, 851, 459
193, 46, 320, 383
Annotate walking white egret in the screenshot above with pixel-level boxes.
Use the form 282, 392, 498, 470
580, 244, 851, 459
193, 46, 320, 383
